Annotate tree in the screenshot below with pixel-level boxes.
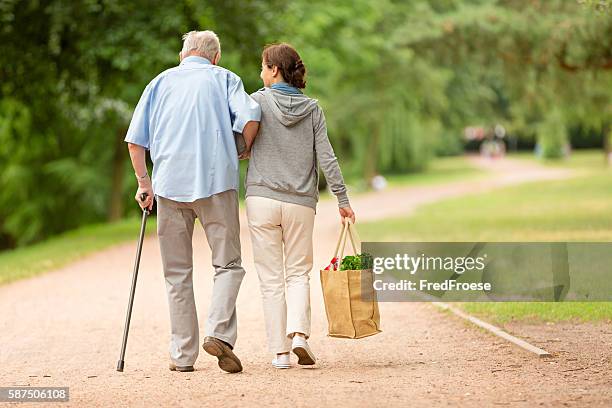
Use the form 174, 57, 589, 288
0, 0, 286, 247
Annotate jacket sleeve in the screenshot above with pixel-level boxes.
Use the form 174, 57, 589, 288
313, 107, 350, 208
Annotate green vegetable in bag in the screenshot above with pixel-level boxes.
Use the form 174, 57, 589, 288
340, 253, 373, 271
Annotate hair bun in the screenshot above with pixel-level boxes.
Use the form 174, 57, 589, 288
262, 43, 307, 89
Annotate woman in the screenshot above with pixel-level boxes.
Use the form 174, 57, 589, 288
245, 43, 355, 369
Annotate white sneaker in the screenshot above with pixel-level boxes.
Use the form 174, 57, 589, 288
272, 353, 291, 369
292, 336, 316, 366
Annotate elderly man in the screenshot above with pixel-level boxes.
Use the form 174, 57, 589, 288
124, 30, 260, 373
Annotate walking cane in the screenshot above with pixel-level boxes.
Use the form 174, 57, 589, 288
117, 193, 150, 372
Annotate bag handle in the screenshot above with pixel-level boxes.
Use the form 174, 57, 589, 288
332, 220, 349, 259
346, 218, 362, 253
338, 218, 359, 262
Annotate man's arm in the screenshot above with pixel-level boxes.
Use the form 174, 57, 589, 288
124, 81, 155, 210
127, 143, 153, 210
242, 121, 259, 151
235, 120, 259, 158
228, 75, 261, 157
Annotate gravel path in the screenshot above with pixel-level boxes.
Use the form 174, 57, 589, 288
1, 156, 609, 407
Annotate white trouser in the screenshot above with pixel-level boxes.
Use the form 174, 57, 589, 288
245, 196, 315, 354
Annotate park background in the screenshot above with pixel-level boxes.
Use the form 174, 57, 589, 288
1, 1, 612, 406
1, 1, 611, 323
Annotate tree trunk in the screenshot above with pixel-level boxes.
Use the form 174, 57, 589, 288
108, 127, 127, 221
363, 124, 380, 181
604, 124, 611, 167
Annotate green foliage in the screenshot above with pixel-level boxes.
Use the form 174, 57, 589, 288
537, 109, 569, 159
578, 0, 612, 13
340, 253, 373, 271
0, 0, 286, 248
0, 0, 611, 250
0, 0, 191, 247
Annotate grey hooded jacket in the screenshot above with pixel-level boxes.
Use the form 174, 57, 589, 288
244, 87, 349, 209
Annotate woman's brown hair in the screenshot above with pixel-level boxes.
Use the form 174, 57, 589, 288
262, 43, 306, 89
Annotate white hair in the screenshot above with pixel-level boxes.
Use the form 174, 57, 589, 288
181, 30, 220, 61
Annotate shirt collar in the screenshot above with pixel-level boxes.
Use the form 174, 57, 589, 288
180, 56, 212, 66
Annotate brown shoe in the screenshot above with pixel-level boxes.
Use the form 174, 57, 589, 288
169, 362, 194, 372
202, 336, 243, 373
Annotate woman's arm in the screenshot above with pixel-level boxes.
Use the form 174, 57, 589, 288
313, 107, 356, 223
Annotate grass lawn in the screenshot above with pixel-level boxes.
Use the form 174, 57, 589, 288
372, 156, 484, 189
360, 150, 612, 322
0, 216, 157, 285
344, 155, 485, 196
462, 302, 611, 323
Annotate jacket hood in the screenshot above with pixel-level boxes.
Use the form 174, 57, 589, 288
260, 88, 318, 127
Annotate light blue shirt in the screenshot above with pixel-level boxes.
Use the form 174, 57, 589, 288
124, 56, 261, 202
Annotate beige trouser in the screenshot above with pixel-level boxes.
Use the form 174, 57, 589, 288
156, 190, 245, 367
245, 196, 315, 354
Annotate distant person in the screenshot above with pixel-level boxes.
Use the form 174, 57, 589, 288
124, 30, 261, 373
371, 174, 388, 191
242, 43, 355, 369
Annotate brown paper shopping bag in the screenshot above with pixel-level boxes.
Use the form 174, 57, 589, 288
320, 219, 381, 339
